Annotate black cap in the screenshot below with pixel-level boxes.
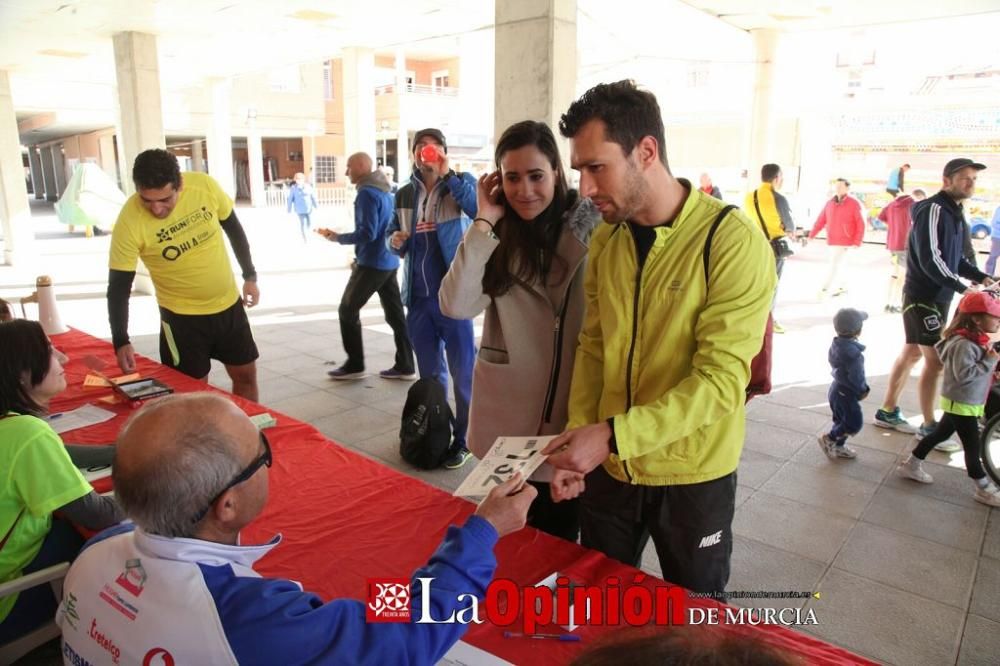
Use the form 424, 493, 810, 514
943, 158, 986, 178
413, 128, 447, 154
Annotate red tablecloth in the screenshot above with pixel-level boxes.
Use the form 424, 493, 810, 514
49, 329, 873, 665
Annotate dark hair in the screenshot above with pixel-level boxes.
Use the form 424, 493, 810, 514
902, 163, 911, 168
0, 320, 54, 416
570, 628, 800, 666
836, 178, 850, 187
0, 297, 12, 322
483, 121, 571, 298
133, 148, 181, 190
559, 80, 668, 168
942, 311, 986, 341
761, 164, 781, 182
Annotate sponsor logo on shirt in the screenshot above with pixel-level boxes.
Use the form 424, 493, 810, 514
63, 641, 95, 666
89, 618, 122, 664
366, 578, 411, 622
100, 583, 140, 621
59, 592, 81, 630
156, 207, 216, 261
115, 559, 147, 597
142, 647, 176, 666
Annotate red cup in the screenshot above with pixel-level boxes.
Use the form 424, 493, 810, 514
419, 144, 440, 164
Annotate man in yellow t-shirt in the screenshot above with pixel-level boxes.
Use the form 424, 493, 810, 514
108, 149, 261, 400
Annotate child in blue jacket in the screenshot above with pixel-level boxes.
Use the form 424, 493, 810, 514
818, 308, 870, 460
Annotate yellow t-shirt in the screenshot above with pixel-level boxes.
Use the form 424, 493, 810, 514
109, 172, 240, 315
0, 414, 91, 621
743, 183, 786, 241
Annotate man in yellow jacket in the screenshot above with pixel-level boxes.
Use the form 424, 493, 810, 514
543, 81, 775, 594
744, 163, 795, 332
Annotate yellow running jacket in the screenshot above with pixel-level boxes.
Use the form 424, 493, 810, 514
567, 187, 776, 485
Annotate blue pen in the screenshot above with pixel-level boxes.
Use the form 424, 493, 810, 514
503, 631, 581, 642
48, 413, 63, 420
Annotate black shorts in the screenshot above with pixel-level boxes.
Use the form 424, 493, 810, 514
578, 465, 736, 594
902, 295, 949, 346
159, 298, 259, 379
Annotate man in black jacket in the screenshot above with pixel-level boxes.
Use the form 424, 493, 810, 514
875, 158, 994, 444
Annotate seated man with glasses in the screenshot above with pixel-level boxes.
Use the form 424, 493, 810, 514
57, 393, 536, 665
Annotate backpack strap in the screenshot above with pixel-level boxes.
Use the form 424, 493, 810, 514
703, 205, 737, 283
752, 191, 771, 240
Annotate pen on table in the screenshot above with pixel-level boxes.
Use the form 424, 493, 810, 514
502, 631, 581, 642
48, 413, 64, 420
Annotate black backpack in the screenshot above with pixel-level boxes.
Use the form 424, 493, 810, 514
399, 378, 453, 469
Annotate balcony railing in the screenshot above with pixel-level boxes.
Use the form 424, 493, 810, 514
374, 83, 459, 97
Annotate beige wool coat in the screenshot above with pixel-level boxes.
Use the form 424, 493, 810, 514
439, 196, 600, 481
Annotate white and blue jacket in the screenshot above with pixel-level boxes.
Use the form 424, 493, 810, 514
57, 517, 498, 665
387, 170, 476, 306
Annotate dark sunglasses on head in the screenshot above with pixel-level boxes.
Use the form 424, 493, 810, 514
191, 431, 272, 525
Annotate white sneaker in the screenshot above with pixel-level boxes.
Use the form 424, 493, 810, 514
897, 455, 933, 484
974, 481, 1000, 507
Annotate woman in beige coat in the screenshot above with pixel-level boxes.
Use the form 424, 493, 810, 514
439, 121, 599, 541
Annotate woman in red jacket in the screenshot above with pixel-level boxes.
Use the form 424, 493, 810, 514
808, 178, 866, 299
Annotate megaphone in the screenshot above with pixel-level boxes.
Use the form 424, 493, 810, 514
20, 275, 69, 335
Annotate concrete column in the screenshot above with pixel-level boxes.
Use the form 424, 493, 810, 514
97, 133, 118, 184
744, 29, 779, 194
495, 0, 576, 172
342, 47, 376, 159
207, 79, 235, 199
40, 143, 57, 201
51, 145, 67, 197
113, 31, 165, 196
191, 139, 205, 172
27, 145, 44, 199
246, 128, 265, 207
394, 48, 410, 179
0, 70, 34, 266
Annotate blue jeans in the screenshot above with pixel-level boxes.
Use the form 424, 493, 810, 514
406, 295, 474, 449
828, 384, 863, 443
297, 213, 312, 240
985, 237, 1000, 276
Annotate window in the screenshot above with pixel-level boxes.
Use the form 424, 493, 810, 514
314, 155, 337, 184
323, 61, 334, 100
432, 69, 450, 91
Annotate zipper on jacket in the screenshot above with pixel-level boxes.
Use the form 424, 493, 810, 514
541, 292, 573, 424
619, 226, 644, 483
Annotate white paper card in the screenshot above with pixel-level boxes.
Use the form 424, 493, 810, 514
453, 436, 553, 501
46, 404, 116, 434
436, 640, 513, 666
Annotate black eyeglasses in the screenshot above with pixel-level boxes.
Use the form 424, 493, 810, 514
191, 431, 272, 524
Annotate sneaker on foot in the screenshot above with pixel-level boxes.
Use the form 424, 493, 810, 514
916, 421, 962, 452
327, 366, 366, 380
832, 444, 858, 459
874, 407, 917, 434
773, 321, 785, 334
896, 455, 933, 484
379, 368, 417, 380
974, 481, 1000, 507
817, 434, 838, 460
443, 447, 472, 470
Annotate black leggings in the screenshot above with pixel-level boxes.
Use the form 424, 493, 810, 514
912, 412, 985, 480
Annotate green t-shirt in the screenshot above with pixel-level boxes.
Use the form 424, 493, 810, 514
0, 414, 91, 621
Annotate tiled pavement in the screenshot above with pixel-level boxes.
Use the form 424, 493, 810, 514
4, 203, 999, 665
